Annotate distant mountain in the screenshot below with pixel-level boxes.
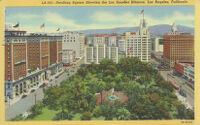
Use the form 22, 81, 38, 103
76, 24, 194, 37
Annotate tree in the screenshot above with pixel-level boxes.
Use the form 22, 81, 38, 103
97, 80, 106, 104
81, 111, 92, 120
116, 107, 131, 120
104, 65, 117, 77
53, 109, 73, 120
78, 67, 88, 77
93, 106, 102, 118
29, 101, 44, 117
43, 86, 65, 110
100, 104, 115, 120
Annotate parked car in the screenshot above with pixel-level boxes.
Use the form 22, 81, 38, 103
179, 89, 187, 97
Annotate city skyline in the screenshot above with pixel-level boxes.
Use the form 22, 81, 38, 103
5, 6, 194, 33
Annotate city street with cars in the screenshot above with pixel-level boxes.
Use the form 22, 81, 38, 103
5, 59, 83, 120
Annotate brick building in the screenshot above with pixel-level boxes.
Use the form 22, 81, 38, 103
174, 62, 194, 83
5, 31, 27, 82
5, 31, 63, 100
50, 37, 62, 64
163, 24, 194, 67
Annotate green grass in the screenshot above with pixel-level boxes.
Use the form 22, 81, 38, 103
27, 107, 58, 121
27, 107, 106, 121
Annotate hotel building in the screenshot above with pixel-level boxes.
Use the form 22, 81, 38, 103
5, 30, 63, 100
163, 24, 194, 67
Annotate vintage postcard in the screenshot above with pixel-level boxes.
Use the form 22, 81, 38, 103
0, 0, 200, 125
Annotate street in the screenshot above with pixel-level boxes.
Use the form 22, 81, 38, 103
150, 58, 194, 110
159, 70, 194, 110
5, 59, 83, 120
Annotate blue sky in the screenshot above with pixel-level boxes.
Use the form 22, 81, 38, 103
5, 6, 194, 33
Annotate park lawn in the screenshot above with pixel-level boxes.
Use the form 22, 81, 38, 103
27, 109, 105, 121
27, 107, 58, 121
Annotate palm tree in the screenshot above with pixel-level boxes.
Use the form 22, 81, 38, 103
97, 80, 106, 104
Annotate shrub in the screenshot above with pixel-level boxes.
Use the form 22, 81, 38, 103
53, 110, 73, 120
29, 101, 44, 118
81, 111, 92, 120
10, 115, 25, 121
93, 106, 102, 118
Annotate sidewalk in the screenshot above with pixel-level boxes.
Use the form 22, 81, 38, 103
5, 81, 44, 109
175, 92, 193, 110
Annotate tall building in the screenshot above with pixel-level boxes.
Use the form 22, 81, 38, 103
106, 34, 117, 47
79, 33, 85, 58
118, 34, 126, 53
163, 24, 194, 67
5, 31, 27, 82
85, 44, 118, 64
125, 16, 151, 62
50, 37, 62, 64
151, 37, 163, 53
93, 34, 106, 46
5, 31, 63, 100
62, 49, 76, 65
62, 31, 85, 59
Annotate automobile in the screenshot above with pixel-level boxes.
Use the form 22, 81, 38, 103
30, 89, 35, 93
179, 89, 187, 97
21, 94, 27, 99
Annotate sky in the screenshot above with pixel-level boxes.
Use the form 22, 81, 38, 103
5, 6, 194, 33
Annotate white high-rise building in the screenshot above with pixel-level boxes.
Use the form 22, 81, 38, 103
125, 16, 151, 62
62, 31, 85, 59
151, 37, 163, 53
93, 35, 106, 46
85, 44, 118, 64
62, 49, 76, 65
118, 39, 126, 53
107, 35, 117, 46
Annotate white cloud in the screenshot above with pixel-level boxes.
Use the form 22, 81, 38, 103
90, 10, 194, 28
11, 13, 41, 20
6, 10, 194, 33
44, 12, 77, 27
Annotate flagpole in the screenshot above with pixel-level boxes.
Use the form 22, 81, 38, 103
44, 24, 45, 34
